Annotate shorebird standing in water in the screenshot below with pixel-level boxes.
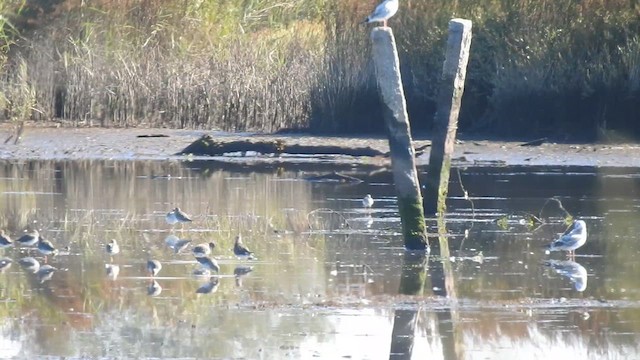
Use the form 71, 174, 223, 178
0, 230, 13, 248
362, 194, 374, 208
106, 239, 120, 261
17, 229, 39, 247
233, 235, 255, 260
192, 242, 216, 258
545, 220, 588, 259
363, 0, 399, 27
166, 207, 193, 226
147, 259, 162, 277
37, 236, 58, 263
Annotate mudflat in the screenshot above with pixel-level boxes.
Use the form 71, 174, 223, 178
0, 125, 638, 167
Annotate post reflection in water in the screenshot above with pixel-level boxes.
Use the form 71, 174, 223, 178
0, 161, 639, 358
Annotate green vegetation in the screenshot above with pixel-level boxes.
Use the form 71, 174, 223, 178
0, 0, 638, 139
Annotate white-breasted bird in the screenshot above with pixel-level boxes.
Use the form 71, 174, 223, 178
0, 230, 13, 248
192, 242, 216, 258
106, 239, 120, 258
37, 237, 58, 262
545, 220, 587, 258
166, 207, 193, 225
233, 235, 255, 260
147, 259, 162, 277
363, 0, 399, 28
362, 194, 374, 208
17, 229, 39, 247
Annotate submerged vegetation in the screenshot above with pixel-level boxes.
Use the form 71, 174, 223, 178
0, 0, 638, 139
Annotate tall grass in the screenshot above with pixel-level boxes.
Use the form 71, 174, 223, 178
1, 0, 639, 139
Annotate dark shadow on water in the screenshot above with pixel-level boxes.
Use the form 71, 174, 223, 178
389, 252, 427, 360
389, 218, 465, 359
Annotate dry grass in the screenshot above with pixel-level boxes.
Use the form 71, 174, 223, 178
0, 0, 638, 139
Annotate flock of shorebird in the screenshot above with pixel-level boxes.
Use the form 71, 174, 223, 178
0, 195, 588, 294
0, 207, 257, 291
0, 229, 59, 283
142, 207, 256, 289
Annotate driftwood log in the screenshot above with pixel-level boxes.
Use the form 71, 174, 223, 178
178, 135, 386, 157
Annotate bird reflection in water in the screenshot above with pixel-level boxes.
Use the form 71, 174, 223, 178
196, 276, 219, 294
105, 264, 120, 281
147, 280, 162, 296
544, 259, 588, 292
234, 266, 253, 287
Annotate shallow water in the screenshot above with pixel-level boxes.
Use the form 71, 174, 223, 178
0, 160, 639, 359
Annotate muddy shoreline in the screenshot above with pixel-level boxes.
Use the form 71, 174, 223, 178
1, 126, 638, 167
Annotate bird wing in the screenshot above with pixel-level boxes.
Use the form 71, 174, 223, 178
553, 233, 581, 248
372, 0, 398, 18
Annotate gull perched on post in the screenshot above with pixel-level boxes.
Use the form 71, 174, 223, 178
363, 0, 399, 28
545, 220, 587, 259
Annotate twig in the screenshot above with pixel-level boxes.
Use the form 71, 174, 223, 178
307, 208, 351, 230
455, 168, 475, 220
539, 197, 572, 220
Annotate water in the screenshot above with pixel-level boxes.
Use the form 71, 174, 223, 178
0, 160, 640, 359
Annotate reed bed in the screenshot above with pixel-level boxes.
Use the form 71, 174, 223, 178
0, 0, 638, 139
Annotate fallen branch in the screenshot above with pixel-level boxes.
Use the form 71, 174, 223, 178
178, 135, 386, 157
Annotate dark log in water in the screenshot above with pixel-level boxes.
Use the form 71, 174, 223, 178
178, 135, 385, 157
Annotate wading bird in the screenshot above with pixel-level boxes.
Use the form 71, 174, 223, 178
363, 0, 399, 27
17, 229, 39, 247
192, 242, 216, 258
233, 235, 255, 260
166, 207, 193, 225
106, 239, 120, 261
37, 236, 58, 263
147, 259, 162, 277
362, 194, 374, 208
545, 220, 587, 259
0, 230, 13, 248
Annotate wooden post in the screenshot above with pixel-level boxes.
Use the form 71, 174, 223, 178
371, 28, 429, 251
424, 19, 473, 216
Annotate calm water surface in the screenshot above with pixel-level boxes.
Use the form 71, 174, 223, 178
0, 160, 639, 359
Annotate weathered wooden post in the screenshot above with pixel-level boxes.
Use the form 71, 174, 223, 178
370, 28, 429, 251
424, 19, 473, 216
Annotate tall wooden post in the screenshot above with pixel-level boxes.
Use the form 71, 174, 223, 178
371, 28, 429, 251
424, 19, 473, 216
